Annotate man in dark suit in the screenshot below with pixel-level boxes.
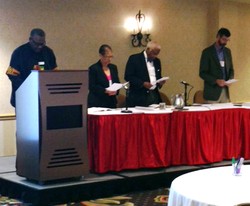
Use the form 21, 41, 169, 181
199, 28, 234, 103
124, 41, 166, 107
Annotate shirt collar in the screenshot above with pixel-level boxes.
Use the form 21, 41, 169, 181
143, 50, 148, 59
214, 43, 224, 52
144, 50, 153, 62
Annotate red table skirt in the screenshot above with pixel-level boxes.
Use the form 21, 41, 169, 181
88, 108, 250, 173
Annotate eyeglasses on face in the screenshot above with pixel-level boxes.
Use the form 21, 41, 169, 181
103, 55, 114, 59
220, 36, 230, 42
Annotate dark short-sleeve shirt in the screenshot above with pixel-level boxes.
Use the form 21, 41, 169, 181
7, 42, 57, 107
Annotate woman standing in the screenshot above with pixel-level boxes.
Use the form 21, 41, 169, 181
88, 44, 120, 108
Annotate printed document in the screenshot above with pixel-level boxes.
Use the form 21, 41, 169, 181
106, 82, 129, 91
152, 77, 169, 85
225, 79, 238, 84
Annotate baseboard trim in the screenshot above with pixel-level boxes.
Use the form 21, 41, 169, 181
0, 114, 16, 121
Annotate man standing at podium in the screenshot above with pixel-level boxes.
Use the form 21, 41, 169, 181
6, 28, 58, 107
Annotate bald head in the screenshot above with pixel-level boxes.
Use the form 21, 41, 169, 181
146, 41, 161, 60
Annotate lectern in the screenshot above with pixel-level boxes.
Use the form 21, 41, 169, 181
15, 70, 88, 182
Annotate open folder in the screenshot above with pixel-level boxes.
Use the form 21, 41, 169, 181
106, 82, 129, 91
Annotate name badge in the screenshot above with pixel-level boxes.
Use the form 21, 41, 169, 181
220, 61, 225, 68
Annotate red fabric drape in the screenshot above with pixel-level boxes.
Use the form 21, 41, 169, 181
88, 113, 171, 173
88, 108, 250, 173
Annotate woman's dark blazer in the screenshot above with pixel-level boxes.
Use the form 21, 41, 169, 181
88, 60, 120, 108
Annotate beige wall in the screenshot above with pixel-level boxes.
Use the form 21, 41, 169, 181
1, 0, 250, 114
1, 0, 250, 155
220, 1, 250, 102
0, 119, 16, 156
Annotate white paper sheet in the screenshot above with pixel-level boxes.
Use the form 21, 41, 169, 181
225, 79, 238, 84
151, 77, 169, 85
106, 82, 129, 91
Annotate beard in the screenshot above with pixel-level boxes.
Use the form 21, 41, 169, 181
218, 40, 226, 47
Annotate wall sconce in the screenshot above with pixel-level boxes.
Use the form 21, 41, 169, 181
124, 10, 152, 47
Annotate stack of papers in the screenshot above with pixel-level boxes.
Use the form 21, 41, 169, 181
135, 106, 157, 110
242, 102, 250, 107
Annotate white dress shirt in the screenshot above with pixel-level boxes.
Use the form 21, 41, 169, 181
144, 51, 156, 90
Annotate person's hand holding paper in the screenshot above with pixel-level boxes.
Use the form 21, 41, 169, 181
225, 79, 238, 86
152, 77, 169, 85
150, 77, 169, 89
106, 82, 129, 92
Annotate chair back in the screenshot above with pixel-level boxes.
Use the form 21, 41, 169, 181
159, 92, 171, 105
116, 94, 126, 108
193, 90, 205, 104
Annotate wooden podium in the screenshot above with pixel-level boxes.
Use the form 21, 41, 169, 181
15, 70, 89, 182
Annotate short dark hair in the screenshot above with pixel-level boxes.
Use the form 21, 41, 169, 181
99, 44, 112, 56
30, 28, 46, 37
217, 28, 231, 38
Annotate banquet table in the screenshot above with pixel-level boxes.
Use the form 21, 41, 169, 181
88, 104, 250, 173
168, 165, 250, 206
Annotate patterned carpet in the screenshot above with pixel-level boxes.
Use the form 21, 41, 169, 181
0, 188, 169, 206
80, 187, 169, 206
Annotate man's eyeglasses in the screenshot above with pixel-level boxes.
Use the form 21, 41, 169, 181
220, 37, 230, 42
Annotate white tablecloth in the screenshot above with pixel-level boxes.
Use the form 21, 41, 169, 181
168, 166, 250, 206
88, 103, 250, 115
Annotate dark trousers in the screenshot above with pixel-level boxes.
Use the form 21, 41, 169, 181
145, 90, 161, 106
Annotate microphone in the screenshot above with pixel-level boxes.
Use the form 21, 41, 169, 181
123, 82, 130, 90
180, 81, 193, 87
